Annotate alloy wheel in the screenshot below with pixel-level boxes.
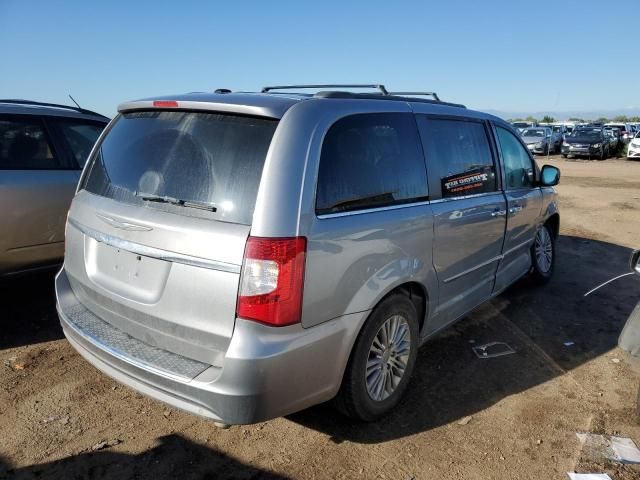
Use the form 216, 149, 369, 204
365, 314, 411, 402
534, 227, 553, 273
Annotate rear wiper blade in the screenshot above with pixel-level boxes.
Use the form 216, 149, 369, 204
135, 191, 217, 212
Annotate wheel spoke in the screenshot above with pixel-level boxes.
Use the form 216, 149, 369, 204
370, 337, 384, 356
389, 355, 407, 371
366, 357, 381, 374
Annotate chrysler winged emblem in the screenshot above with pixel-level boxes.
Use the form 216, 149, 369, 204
96, 213, 153, 232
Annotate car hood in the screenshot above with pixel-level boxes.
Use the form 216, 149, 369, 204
565, 137, 601, 145
522, 136, 547, 144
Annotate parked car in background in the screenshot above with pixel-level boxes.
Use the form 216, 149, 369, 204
605, 123, 634, 143
0, 100, 108, 276
549, 125, 564, 149
604, 126, 623, 149
521, 127, 556, 154
628, 130, 640, 160
511, 121, 537, 132
55, 85, 561, 425
562, 127, 609, 159
551, 124, 569, 138
604, 129, 619, 153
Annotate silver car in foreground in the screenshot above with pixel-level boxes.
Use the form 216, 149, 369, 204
55, 85, 560, 424
0, 100, 108, 277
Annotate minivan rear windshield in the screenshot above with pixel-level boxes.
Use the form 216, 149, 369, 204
81, 111, 278, 225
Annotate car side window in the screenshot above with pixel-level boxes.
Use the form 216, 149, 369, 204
53, 120, 104, 168
0, 116, 59, 170
420, 117, 496, 198
495, 126, 535, 190
316, 113, 428, 215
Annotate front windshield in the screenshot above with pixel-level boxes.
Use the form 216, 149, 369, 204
522, 128, 545, 137
570, 129, 601, 139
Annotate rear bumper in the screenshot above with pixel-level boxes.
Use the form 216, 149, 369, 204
56, 268, 367, 424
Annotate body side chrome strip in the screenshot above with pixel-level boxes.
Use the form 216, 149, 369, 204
316, 200, 431, 219
443, 255, 503, 284
443, 239, 533, 284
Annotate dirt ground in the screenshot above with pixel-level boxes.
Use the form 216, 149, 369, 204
1, 156, 640, 480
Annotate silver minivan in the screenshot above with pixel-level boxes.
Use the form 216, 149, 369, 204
55, 85, 560, 424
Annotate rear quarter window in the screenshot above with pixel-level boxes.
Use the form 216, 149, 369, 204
316, 113, 428, 215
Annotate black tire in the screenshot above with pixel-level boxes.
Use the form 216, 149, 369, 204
562, 154, 567, 158
335, 293, 419, 421
530, 223, 555, 284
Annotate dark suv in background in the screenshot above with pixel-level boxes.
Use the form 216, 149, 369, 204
561, 126, 609, 160
0, 100, 108, 276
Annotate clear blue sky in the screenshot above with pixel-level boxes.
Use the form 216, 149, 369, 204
1, 0, 638, 118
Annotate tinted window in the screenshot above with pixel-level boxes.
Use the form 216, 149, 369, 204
0, 116, 58, 170
82, 111, 278, 225
496, 126, 535, 190
421, 118, 496, 198
316, 113, 428, 214
55, 120, 105, 168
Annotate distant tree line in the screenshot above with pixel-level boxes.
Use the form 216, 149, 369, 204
507, 115, 640, 123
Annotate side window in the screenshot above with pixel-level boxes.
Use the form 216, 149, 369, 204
495, 126, 535, 190
52, 120, 105, 168
421, 117, 496, 198
0, 116, 59, 170
316, 113, 428, 215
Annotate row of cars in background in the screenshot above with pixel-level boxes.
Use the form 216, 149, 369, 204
512, 120, 640, 160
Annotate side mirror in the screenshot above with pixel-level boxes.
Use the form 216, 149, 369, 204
540, 165, 560, 186
631, 250, 640, 275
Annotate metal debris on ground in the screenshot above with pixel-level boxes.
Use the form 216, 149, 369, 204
567, 474, 612, 480
576, 433, 640, 464
90, 439, 122, 451
611, 358, 620, 364
457, 416, 472, 426
472, 342, 515, 359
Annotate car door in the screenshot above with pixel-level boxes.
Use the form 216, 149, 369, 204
0, 114, 80, 274
492, 124, 543, 293
417, 115, 506, 333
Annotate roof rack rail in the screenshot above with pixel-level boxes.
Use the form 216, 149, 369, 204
0, 99, 108, 118
262, 84, 389, 95
388, 91, 441, 102
261, 85, 464, 108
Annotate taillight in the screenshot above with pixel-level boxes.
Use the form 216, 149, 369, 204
153, 100, 179, 108
237, 236, 307, 327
